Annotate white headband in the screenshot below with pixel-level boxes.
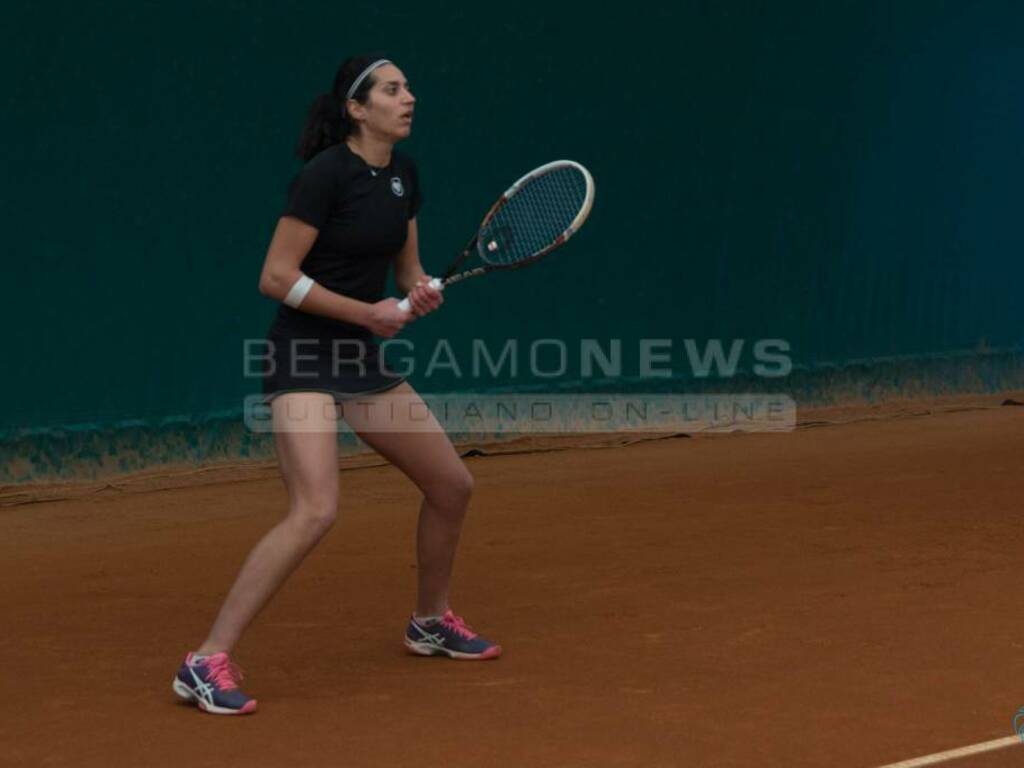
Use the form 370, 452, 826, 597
345, 59, 391, 101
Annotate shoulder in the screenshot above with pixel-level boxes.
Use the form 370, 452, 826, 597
302, 143, 356, 175
288, 144, 358, 201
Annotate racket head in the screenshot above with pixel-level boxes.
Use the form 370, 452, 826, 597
475, 160, 595, 269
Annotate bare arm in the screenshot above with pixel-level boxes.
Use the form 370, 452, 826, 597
394, 218, 443, 316
394, 217, 426, 294
258, 216, 411, 337
257, 216, 372, 327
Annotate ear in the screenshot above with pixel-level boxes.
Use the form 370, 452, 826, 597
346, 97, 369, 123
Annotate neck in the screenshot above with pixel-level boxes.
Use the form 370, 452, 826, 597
345, 132, 393, 168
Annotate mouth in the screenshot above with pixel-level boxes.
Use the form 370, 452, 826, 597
399, 110, 414, 122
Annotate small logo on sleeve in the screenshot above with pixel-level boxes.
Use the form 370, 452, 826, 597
390, 177, 405, 197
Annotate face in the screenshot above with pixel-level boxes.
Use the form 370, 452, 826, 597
347, 63, 416, 141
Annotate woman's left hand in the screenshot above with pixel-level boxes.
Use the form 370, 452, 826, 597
405, 275, 444, 318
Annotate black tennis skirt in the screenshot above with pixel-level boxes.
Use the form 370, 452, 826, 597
259, 331, 406, 403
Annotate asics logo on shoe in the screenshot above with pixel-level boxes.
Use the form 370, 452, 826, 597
188, 669, 215, 702
413, 627, 446, 646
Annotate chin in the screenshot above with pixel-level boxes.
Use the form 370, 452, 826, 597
375, 125, 410, 144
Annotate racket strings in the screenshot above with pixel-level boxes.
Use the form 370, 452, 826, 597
479, 166, 588, 266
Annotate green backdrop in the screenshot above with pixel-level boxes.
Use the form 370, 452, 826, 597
3, 1, 1022, 480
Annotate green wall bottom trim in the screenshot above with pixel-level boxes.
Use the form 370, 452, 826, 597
2, 348, 1022, 484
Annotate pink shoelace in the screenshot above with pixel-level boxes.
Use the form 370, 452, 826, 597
440, 610, 478, 640
201, 653, 245, 691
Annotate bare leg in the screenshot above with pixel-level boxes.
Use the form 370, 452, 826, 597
344, 383, 474, 618
196, 392, 340, 654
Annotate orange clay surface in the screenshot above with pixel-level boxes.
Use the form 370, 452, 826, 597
2, 395, 1023, 767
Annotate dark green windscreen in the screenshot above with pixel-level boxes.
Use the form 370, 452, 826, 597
3, 1, 1022, 479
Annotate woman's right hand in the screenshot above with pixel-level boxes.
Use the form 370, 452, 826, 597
364, 298, 412, 337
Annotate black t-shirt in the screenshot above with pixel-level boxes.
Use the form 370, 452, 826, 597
268, 142, 422, 341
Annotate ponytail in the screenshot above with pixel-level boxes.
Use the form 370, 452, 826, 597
295, 92, 347, 162
294, 54, 389, 162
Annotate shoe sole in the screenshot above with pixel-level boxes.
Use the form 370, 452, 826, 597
404, 637, 502, 660
172, 678, 258, 715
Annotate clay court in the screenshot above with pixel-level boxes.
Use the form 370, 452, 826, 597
3, 395, 1022, 767
5, 2, 1024, 766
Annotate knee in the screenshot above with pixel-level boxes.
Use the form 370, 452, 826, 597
288, 496, 338, 538
426, 467, 474, 512
453, 469, 474, 507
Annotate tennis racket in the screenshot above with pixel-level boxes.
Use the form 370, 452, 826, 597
397, 159, 595, 312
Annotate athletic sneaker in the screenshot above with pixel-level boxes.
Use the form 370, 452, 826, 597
404, 609, 502, 660
172, 651, 258, 715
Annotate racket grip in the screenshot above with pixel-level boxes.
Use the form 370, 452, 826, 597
397, 278, 444, 313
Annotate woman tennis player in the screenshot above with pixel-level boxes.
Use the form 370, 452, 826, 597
172, 55, 501, 716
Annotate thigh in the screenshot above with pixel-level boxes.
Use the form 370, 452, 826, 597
341, 383, 469, 494
271, 391, 340, 507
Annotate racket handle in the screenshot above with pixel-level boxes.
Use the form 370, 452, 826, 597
397, 278, 444, 313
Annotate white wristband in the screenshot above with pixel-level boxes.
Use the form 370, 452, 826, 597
284, 274, 315, 308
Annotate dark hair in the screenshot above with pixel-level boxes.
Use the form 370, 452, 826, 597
295, 54, 389, 162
